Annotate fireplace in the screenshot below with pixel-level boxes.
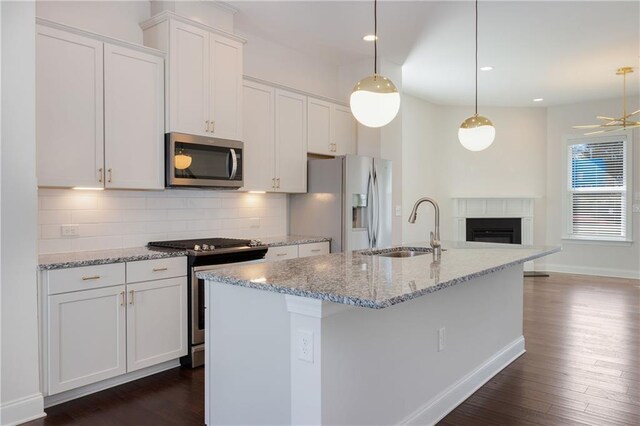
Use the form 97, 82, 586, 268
466, 218, 522, 244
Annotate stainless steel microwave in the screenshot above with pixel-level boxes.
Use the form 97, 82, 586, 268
166, 133, 243, 189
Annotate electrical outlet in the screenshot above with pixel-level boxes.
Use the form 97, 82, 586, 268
298, 330, 314, 363
437, 327, 446, 352
61, 224, 80, 237
633, 204, 640, 213
395, 205, 402, 217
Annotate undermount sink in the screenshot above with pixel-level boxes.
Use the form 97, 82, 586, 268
378, 250, 429, 258
360, 247, 434, 258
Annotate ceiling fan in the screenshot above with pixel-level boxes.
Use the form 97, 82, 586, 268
573, 66, 640, 135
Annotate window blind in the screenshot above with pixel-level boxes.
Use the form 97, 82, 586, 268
567, 140, 627, 240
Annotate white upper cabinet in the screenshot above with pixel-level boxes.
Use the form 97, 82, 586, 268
36, 21, 165, 190
169, 20, 210, 137
242, 82, 307, 193
104, 44, 164, 190
36, 25, 104, 188
306, 96, 356, 156
275, 89, 307, 193
242, 80, 276, 192
144, 14, 244, 140
209, 34, 243, 140
307, 98, 332, 155
332, 105, 357, 155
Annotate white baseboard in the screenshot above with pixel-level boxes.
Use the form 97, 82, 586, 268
398, 336, 525, 426
543, 263, 640, 280
44, 359, 180, 408
0, 393, 45, 426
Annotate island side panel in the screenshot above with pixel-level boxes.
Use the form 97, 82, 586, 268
206, 281, 291, 426
320, 264, 525, 425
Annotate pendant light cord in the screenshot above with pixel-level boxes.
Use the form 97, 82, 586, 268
374, 0, 378, 75
475, 0, 478, 116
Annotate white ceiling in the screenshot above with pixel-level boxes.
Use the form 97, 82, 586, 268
228, 1, 640, 107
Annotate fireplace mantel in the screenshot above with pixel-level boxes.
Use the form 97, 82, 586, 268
452, 197, 535, 245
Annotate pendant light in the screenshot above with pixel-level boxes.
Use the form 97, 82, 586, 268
458, 0, 495, 151
350, 0, 400, 128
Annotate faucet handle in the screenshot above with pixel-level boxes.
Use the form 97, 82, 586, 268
430, 231, 441, 248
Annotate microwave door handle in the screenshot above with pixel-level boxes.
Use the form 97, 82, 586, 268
229, 149, 238, 180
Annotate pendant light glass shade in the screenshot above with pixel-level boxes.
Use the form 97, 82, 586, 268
350, 74, 400, 128
458, 114, 495, 151
350, 0, 400, 128
458, 0, 495, 151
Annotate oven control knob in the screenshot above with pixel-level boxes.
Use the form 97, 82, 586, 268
249, 239, 263, 247
202, 244, 210, 251
193, 245, 201, 251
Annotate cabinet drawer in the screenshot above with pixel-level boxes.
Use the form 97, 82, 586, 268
298, 241, 330, 258
126, 257, 187, 283
265, 245, 298, 262
47, 263, 126, 295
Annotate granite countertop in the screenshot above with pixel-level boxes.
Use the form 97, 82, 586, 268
196, 241, 561, 309
37, 235, 331, 270
38, 247, 188, 270
260, 235, 331, 247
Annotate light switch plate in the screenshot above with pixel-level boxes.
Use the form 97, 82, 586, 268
395, 205, 402, 217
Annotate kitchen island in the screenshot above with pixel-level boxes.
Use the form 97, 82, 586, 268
197, 242, 559, 425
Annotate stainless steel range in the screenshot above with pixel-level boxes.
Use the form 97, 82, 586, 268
148, 237, 267, 368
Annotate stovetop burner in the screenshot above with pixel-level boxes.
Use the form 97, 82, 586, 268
148, 237, 252, 250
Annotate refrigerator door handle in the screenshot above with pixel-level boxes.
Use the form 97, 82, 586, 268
367, 172, 373, 247
372, 164, 379, 247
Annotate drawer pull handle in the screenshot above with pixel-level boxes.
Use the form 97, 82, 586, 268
120, 291, 125, 306
276, 253, 287, 257
153, 267, 168, 272
129, 290, 135, 305
82, 275, 100, 281
311, 249, 321, 252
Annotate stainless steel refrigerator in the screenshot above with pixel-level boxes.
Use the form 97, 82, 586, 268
290, 155, 392, 253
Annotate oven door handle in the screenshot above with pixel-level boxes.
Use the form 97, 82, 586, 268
229, 149, 238, 180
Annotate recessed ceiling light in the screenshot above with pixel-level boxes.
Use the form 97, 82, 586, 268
480, 66, 493, 71
533, 98, 544, 102
362, 34, 378, 42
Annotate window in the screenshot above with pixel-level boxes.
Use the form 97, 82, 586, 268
564, 132, 633, 242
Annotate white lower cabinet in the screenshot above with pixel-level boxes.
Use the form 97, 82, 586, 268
265, 241, 330, 262
126, 277, 187, 372
42, 260, 187, 396
47, 285, 127, 395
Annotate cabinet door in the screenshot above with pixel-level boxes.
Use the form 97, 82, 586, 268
104, 44, 164, 190
36, 25, 104, 188
169, 20, 209, 136
307, 98, 332, 156
275, 90, 307, 193
48, 285, 126, 395
333, 105, 357, 156
209, 34, 243, 140
242, 81, 276, 191
126, 277, 187, 372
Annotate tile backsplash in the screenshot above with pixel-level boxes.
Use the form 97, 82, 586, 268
38, 189, 288, 254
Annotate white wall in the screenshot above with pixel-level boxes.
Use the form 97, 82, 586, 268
241, 30, 342, 101
400, 98, 548, 265
544, 97, 640, 278
0, 2, 45, 424
36, 1, 150, 44
401, 95, 440, 243
38, 189, 288, 254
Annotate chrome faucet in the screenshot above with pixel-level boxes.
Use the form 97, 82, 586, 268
408, 197, 441, 258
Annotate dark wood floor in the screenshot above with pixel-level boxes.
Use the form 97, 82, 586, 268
27, 273, 639, 425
